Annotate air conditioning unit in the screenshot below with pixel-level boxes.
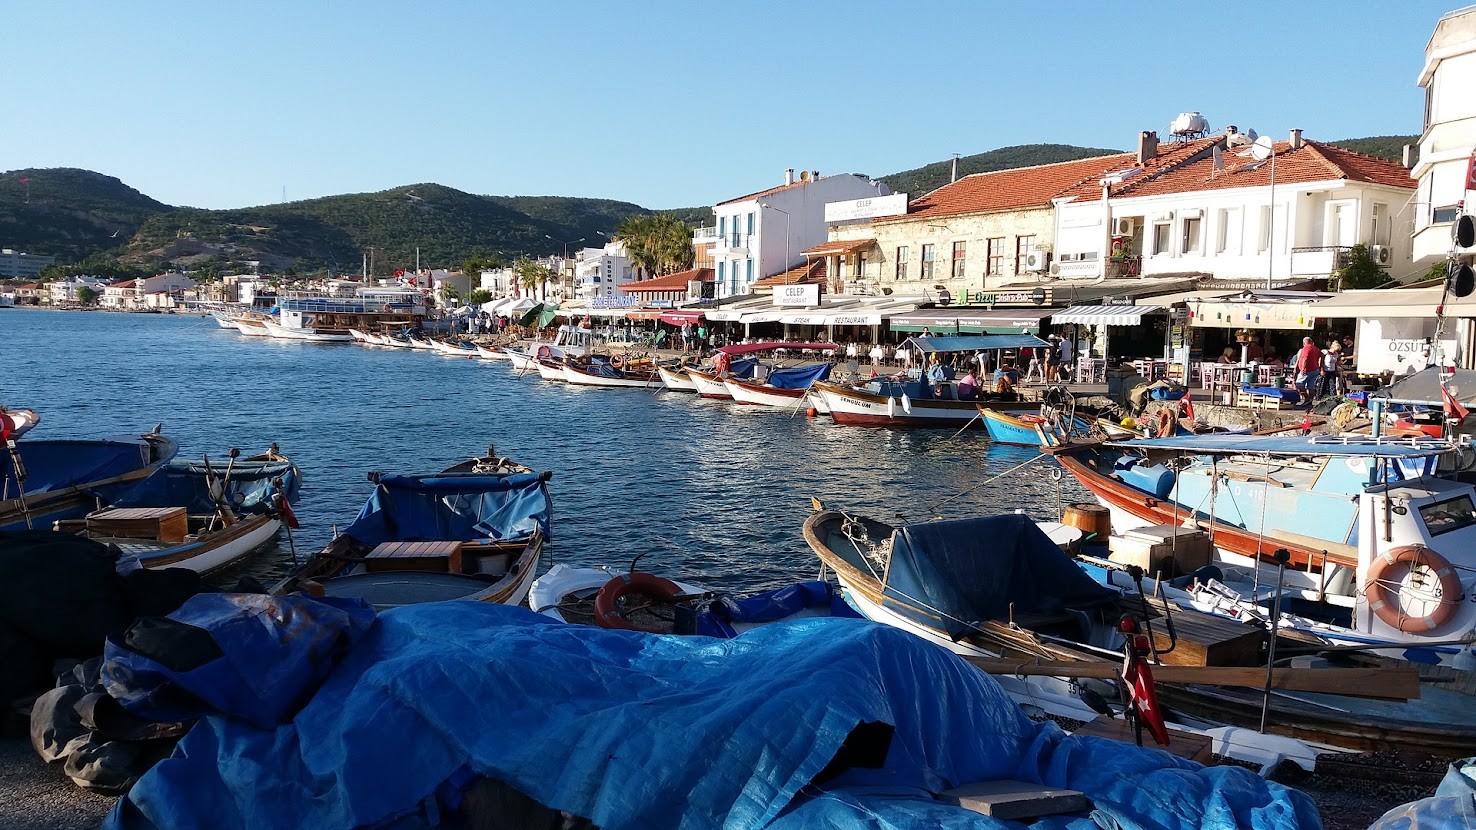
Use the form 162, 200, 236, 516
1371, 245, 1391, 265
1047, 262, 1062, 277
1024, 250, 1049, 272
1112, 217, 1137, 236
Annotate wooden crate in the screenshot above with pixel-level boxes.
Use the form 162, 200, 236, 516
1144, 598, 1265, 667
86, 507, 189, 545
364, 540, 464, 574
937, 780, 1090, 820
1233, 389, 1291, 410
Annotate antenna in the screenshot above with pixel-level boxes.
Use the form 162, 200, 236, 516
1249, 135, 1274, 161
281, 185, 286, 203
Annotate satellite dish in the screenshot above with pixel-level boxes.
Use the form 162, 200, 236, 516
1454, 263, 1475, 299
1250, 135, 1275, 161
1455, 214, 1475, 249
1245, 128, 1259, 142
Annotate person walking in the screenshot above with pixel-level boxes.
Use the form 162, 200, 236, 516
1319, 341, 1343, 398
1024, 347, 1046, 384
1294, 336, 1323, 404
1055, 335, 1075, 382
681, 321, 694, 353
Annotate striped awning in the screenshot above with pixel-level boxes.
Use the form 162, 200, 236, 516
1050, 305, 1167, 326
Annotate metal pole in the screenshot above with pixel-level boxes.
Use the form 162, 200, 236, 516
1266, 149, 1277, 291
1259, 547, 1291, 733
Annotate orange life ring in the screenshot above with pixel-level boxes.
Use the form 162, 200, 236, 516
593, 572, 684, 633
536, 345, 552, 359
1362, 544, 1463, 634
1155, 407, 1178, 438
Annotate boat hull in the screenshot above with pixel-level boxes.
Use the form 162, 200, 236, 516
535, 360, 568, 382
233, 319, 271, 337
261, 320, 353, 342
657, 365, 698, 392
980, 409, 1091, 447
126, 513, 282, 575
474, 345, 510, 361
811, 381, 1031, 428
686, 368, 733, 399
723, 378, 807, 408
564, 363, 660, 388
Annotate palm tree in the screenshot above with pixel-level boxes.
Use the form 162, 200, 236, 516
514, 258, 550, 301
617, 213, 694, 279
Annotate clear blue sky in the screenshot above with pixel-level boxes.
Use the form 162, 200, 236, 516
8, 0, 1460, 211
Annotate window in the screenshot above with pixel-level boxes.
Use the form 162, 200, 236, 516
717, 260, 726, 287
1372, 204, 1390, 248
1215, 208, 1242, 255
1152, 223, 1171, 255
1015, 235, 1037, 272
951, 241, 967, 278
985, 237, 1006, 275
857, 251, 868, 281
746, 258, 754, 284
920, 244, 936, 279
719, 216, 727, 237
746, 212, 755, 236
1419, 495, 1476, 536
895, 246, 909, 280
1435, 205, 1462, 223
1181, 217, 1202, 254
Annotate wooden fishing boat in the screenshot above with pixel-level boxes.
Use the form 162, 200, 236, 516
535, 358, 568, 382
274, 459, 552, 609
440, 445, 534, 475
979, 407, 1090, 447
231, 315, 273, 337
562, 359, 661, 388
474, 343, 511, 361
686, 367, 735, 398
431, 339, 478, 357
723, 363, 833, 409
811, 380, 1034, 428
656, 364, 698, 392
1, 428, 178, 532
60, 446, 301, 575
803, 507, 1472, 761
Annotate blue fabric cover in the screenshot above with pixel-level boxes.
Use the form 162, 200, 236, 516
102, 593, 375, 730
111, 459, 300, 516
343, 472, 551, 546
1114, 459, 1177, 499
882, 515, 1116, 640
690, 581, 862, 638
1, 437, 159, 499
767, 363, 833, 390
902, 334, 1050, 354
106, 603, 1315, 830
1239, 384, 1302, 405
729, 357, 759, 379
1370, 756, 1476, 830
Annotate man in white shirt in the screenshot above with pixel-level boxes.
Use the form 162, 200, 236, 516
1055, 336, 1075, 381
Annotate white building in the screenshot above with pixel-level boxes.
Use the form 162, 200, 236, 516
1053, 128, 1417, 286
1412, 6, 1476, 264
573, 240, 635, 300
0, 249, 56, 280
698, 169, 893, 299
48, 276, 105, 304
99, 273, 196, 310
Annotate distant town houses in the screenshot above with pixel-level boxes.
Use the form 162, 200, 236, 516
98, 273, 195, 311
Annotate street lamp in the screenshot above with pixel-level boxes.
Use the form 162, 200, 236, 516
758, 203, 790, 286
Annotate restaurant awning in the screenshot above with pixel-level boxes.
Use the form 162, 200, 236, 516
801, 238, 875, 257
705, 297, 772, 322
1189, 298, 1321, 330
903, 334, 1051, 354
626, 310, 665, 321
659, 311, 704, 325
738, 310, 785, 324
890, 308, 1051, 334
1050, 305, 1168, 326
1307, 287, 1476, 319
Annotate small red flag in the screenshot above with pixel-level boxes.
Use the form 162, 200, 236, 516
1467, 152, 1476, 191
276, 494, 300, 529
1443, 384, 1468, 425
17, 177, 27, 185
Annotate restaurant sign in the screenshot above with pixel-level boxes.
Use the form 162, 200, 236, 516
823, 193, 908, 223
959, 287, 1051, 307
773, 284, 821, 307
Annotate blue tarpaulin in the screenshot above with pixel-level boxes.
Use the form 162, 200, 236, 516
342, 472, 551, 546
107, 603, 1316, 830
2, 437, 162, 498
883, 514, 1117, 639
687, 581, 862, 638
766, 363, 833, 390
1370, 756, 1476, 830
111, 458, 300, 517
902, 334, 1049, 355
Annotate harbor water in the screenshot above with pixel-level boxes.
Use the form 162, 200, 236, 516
4, 309, 1091, 590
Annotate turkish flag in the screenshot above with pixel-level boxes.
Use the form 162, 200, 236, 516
1443, 383, 1468, 425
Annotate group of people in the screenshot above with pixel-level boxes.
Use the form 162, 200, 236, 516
1293, 336, 1351, 400
1022, 335, 1080, 384
678, 320, 710, 353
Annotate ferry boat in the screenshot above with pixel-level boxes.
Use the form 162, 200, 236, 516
264, 288, 428, 342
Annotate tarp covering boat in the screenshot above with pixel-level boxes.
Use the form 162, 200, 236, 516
884, 514, 1117, 640
765, 363, 833, 390
683, 580, 862, 638
1370, 755, 1476, 830
717, 341, 837, 356
2, 437, 164, 499
342, 472, 551, 546
1374, 366, 1476, 405
901, 334, 1049, 354
110, 458, 300, 516
107, 603, 1316, 830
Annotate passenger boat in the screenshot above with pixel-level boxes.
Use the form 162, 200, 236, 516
274, 458, 551, 609
264, 289, 429, 343
529, 563, 857, 635
1055, 433, 1476, 665
724, 363, 833, 409
812, 334, 1046, 428
979, 407, 1090, 447
1, 427, 178, 532
502, 324, 593, 367
60, 446, 301, 575
803, 507, 1473, 761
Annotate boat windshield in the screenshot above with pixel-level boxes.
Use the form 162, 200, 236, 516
1419, 495, 1476, 536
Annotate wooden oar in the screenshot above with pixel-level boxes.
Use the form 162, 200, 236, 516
961, 656, 1421, 702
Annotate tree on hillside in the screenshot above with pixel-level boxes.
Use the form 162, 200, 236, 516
468, 288, 493, 306
75, 286, 98, 305
463, 255, 504, 276
438, 285, 460, 305
1336, 244, 1391, 290
617, 214, 693, 279
514, 258, 551, 301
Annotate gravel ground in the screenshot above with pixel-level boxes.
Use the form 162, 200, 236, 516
0, 738, 115, 830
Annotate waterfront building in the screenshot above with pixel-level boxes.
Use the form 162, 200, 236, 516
1412, 5, 1476, 264
0, 249, 55, 280
99, 272, 197, 311
697, 170, 893, 300
620, 267, 713, 307
46, 276, 105, 305
573, 240, 636, 301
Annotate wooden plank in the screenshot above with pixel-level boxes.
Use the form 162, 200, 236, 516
1072, 716, 1213, 762
937, 780, 1090, 820
961, 656, 1421, 701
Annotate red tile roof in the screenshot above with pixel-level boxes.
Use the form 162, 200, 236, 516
1053, 138, 1224, 201
891, 154, 1139, 221
620, 267, 713, 293
753, 259, 827, 287
111, 280, 136, 288
802, 238, 874, 256
1068, 140, 1416, 200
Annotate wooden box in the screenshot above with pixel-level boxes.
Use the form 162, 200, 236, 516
1108, 525, 1211, 577
1146, 603, 1265, 667
1234, 389, 1291, 410
86, 507, 188, 545
364, 541, 464, 574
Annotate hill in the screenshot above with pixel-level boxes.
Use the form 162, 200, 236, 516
1324, 135, 1418, 164
0, 168, 171, 262
879, 145, 1124, 197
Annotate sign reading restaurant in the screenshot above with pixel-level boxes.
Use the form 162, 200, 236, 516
823, 193, 908, 223
772, 284, 821, 307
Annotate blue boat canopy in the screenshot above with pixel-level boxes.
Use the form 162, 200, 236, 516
884, 514, 1116, 640
343, 472, 551, 547
901, 334, 1049, 354
113, 457, 300, 516
765, 363, 832, 389
3, 437, 162, 498
1109, 434, 1456, 459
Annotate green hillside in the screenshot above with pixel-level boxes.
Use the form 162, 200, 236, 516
0, 168, 171, 262
1325, 135, 1419, 164
879, 144, 1124, 197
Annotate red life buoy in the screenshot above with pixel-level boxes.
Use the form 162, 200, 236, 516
593, 572, 684, 633
1362, 544, 1463, 634
1179, 396, 1195, 422
536, 345, 552, 359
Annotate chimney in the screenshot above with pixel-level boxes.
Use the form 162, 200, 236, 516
1136, 131, 1158, 164
1289, 129, 1304, 150
1225, 125, 1238, 137
785, 168, 795, 186
812, 170, 820, 180
1401, 144, 1415, 169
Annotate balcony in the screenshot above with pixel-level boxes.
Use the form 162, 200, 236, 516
1290, 246, 1351, 276
692, 226, 721, 243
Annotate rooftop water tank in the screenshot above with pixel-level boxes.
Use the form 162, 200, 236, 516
1170, 112, 1210, 136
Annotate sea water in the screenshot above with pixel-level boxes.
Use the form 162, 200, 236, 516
2, 310, 1089, 589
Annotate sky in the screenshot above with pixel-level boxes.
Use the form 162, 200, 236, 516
6, 0, 1462, 211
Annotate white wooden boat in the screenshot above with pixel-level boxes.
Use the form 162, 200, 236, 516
723, 377, 808, 408
536, 359, 568, 382
686, 367, 734, 399
530, 564, 705, 622
474, 344, 511, 361
232, 317, 272, 337
657, 364, 698, 392
262, 318, 354, 342
810, 381, 1031, 428
348, 328, 373, 343
563, 361, 660, 388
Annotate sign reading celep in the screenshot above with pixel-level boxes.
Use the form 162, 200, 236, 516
773, 284, 821, 307
823, 193, 908, 223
